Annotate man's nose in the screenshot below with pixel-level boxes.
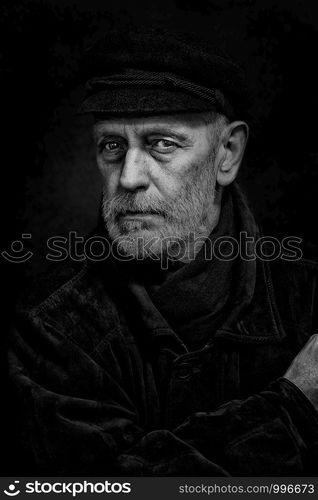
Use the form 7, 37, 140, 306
119, 148, 150, 192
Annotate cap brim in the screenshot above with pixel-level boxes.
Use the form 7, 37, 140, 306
77, 87, 217, 115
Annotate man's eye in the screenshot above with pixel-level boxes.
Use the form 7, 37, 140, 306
102, 141, 123, 152
151, 139, 177, 153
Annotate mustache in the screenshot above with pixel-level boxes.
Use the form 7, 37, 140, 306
102, 192, 174, 219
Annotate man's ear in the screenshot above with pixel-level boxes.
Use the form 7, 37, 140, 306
216, 121, 249, 186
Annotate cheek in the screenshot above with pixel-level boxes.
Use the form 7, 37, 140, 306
154, 156, 195, 197
154, 171, 182, 198
158, 158, 201, 198
98, 161, 121, 197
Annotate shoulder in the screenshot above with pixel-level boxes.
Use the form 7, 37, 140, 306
15, 259, 121, 352
266, 231, 318, 286
266, 235, 318, 338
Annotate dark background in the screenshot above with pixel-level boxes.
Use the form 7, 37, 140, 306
1, 0, 318, 473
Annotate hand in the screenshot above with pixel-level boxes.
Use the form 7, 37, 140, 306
284, 334, 318, 412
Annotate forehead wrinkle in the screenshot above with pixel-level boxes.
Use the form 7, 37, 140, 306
93, 114, 207, 140
94, 121, 126, 139
94, 119, 150, 141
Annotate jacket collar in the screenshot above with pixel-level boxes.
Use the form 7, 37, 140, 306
215, 256, 287, 344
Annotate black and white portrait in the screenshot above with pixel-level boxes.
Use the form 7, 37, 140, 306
2, 0, 318, 480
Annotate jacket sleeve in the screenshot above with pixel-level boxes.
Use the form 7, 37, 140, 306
9, 313, 318, 476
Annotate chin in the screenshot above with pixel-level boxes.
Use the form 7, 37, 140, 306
108, 223, 187, 261
113, 233, 163, 260
107, 223, 162, 260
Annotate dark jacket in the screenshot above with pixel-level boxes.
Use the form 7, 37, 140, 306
8, 241, 318, 476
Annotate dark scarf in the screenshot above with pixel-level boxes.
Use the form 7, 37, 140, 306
98, 182, 258, 352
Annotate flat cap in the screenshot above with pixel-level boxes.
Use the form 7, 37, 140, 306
78, 27, 250, 120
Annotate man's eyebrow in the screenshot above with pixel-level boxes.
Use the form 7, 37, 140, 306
93, 130, 124, 141
93, 125, 192, 142
143, 128, 191, 142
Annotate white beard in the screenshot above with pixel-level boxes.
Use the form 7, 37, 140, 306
102, 156, 218, 261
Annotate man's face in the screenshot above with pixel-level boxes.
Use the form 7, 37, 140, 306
93, 113, 221, 260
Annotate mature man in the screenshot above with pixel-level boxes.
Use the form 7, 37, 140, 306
9, 28, 318, 476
